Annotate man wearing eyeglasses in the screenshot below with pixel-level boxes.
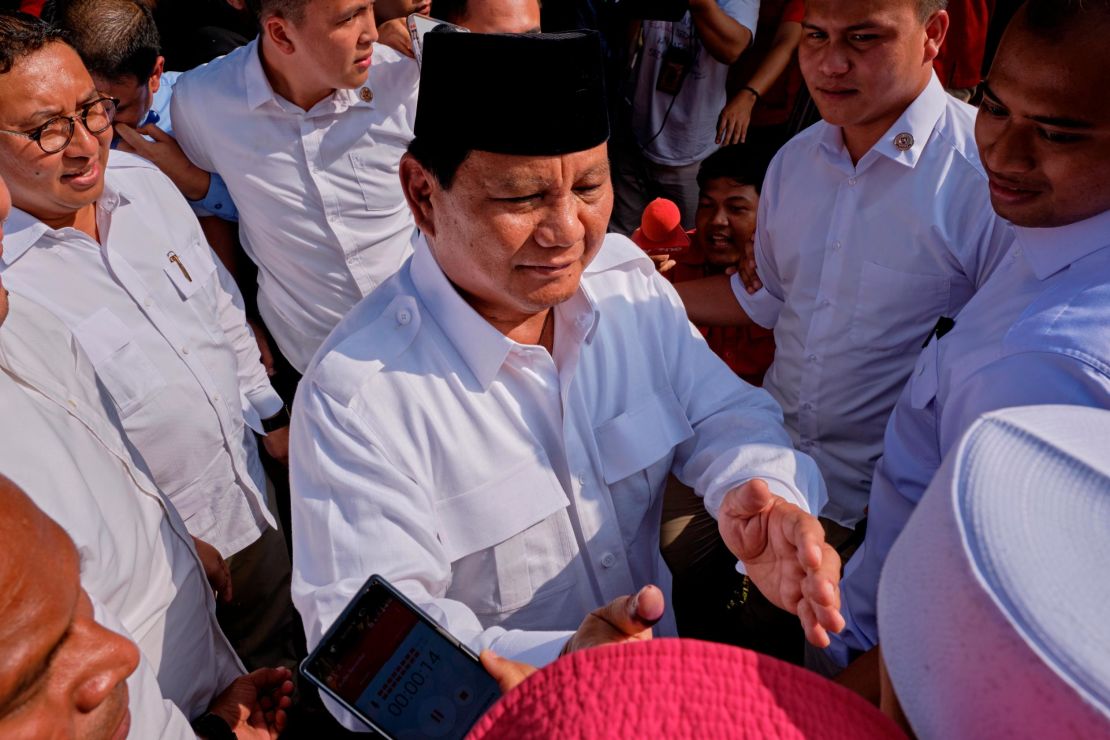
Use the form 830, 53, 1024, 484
0, 12, 300, 674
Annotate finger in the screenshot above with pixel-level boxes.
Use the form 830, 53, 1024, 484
114, 123, 150, 153
740, 121, 749, 144
660, 259, 676, 273
137, 123, 171, 142
798, 598, 830, 648
116, 139, 136, 155
785, 507, 827, 573
479, 650, 536, 694
720, 479, 774, 522
594, 585, 665, 638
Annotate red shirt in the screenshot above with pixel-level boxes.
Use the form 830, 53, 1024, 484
728, 0, 807, 129
933, 0, 993, 90
666, 235, 776, 386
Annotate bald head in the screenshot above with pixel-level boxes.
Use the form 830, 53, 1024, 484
431, 0, 541, 33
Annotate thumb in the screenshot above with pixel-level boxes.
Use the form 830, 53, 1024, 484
721, 478, 774, 521
480, 650, 537, 694
114, 122, 147, 149
594, 585, 665, 638
137, 123, 172, 142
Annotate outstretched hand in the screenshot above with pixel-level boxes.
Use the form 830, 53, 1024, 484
208, 667, 295, 740
718, 479, 844, 647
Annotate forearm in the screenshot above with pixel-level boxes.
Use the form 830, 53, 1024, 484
742, 23, 802, 95
688, 0, 752, 64
674, 274, 753, 326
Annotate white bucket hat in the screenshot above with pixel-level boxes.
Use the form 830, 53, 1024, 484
878, 404, 1110, 739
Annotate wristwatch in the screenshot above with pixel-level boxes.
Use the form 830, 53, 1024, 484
191, 712, 237, 740
261, 405, 291, 434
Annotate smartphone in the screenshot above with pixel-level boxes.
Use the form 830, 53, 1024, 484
408, 14, 470, 66
300, 575, 501, 739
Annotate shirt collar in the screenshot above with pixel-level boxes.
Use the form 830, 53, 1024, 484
0, 175, 130, 269
817, 72, 947, 172
243, 38, 375, 115
1015, 208, 1110, 280
410, 235, 598, 390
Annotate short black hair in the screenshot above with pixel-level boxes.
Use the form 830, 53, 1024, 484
245, 0, 312, 24
58, 0, 160, 82
696, 142, 772, 194
0, 11, 65, 75
916, 0, 948, 21
406, 136, 473, 189
430, 0, 469, 23
1021, 0, 1110, 37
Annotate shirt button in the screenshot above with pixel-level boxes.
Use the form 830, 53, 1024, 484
396, 309, 412, 325
807, 354, 817, 363
600, 552, 617, 568
577, 472, 588, 487
68, 398, 78, 409
832, 241, 841, 251
576, 313, 591, 327
802, 402, 814, 411
181, 346, 190, 355
848, 177, 857, 186
144, 299, 153, 308
822, 299, 831, 307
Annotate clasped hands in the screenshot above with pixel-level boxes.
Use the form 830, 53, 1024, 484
483, 479, 843, 692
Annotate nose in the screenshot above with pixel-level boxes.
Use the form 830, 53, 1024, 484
362, 5, 380, 45
710, 205, 729, 227
534, 194, 586, 249
979, 115, 1035, 177
63, 116, 102, 160
815, 42, 850, 78
70, 617, 140, 714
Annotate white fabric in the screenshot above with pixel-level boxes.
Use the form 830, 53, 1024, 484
832, 208, 1110, 665
0, 294, 243, 722
734, 74, 1014, 527
0, 152, 279, 558
90, 598, 196, 740
172, 40, 419, 372
878, 405, 1110, 737
632, 0, 759, 166
291, 234, 824, 726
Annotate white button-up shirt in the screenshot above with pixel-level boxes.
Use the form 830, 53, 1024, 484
291, 235, 825, 690
0, 153, 280, 557
734, 74, 1014, 526
830, 208, 1110, 666
0, 293, 243, 723
172, 40, 419, 372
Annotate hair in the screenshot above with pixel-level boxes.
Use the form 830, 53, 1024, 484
58, 0, 160, 82
0, 11, 65, 75
1021, 0, 1110, 37
245, 0, 312, 24
406, 136, 473, 189
916, 0, 948, 21
696, 141, 773, 194
430, 0, 470, 23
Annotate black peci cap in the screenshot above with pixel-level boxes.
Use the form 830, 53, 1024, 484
415, 30, 609, 156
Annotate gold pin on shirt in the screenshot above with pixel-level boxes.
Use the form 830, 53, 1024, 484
359, 87, 373, 102
167, 251, 192, 282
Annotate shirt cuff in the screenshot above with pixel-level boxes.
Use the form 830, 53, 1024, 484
189, 174, 239, 222
487, 630, 574, 669
247, 386, 286, 423
730, 274, 781, 329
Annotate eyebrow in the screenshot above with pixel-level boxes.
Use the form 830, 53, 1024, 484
802, 21, 886, 31
980, 83, 1096, 129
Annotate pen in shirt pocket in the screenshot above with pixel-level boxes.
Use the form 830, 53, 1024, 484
167, 250, 192, 282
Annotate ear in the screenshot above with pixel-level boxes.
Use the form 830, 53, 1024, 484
148, 55, 165, 94
922, 9, 949, 65
263, 14, 298, 55
400, 153, 438, 240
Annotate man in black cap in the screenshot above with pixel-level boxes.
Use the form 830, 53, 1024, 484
289, 30, 842, 727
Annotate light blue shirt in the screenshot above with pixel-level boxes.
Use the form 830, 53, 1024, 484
139, 70, 239, 221
829, 207, 1110, 666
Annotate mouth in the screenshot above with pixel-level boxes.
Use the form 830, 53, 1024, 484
109, 707, 131, 740
518, 261, 577, 277
354, 52, 373, 70
61, 160, 100, 189
414, 1, 431, 13
986, 173, 1044, 205
705, 232, 733, 248
815, 86, 859, 99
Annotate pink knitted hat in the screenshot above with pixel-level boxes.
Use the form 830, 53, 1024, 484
467, 639, 903, 739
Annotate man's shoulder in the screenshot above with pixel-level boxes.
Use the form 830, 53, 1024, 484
305, 266, 422, 407
106, 150, 183, 197
174, 41, 253, 102
928, 95, 987, 179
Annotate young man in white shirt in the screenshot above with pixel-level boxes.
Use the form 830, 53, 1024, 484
829, 0, 1110, 674
171, 0, 420, 376
0, 18, 297, 673
291, 31, 844, 728
676, 0, 1014, 548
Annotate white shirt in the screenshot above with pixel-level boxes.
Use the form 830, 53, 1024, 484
0, 152, 280, 557
172, 40, 419, 372
0, 293, 243, 722
632, 0, 759, 166
830, 209, 1110, 666
734, 74, 1014, 526
291, 235, 825, 705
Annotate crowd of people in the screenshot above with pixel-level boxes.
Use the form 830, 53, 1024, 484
0, 0, 1106, 738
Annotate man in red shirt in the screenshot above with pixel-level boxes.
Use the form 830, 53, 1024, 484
633, 143, 775, 386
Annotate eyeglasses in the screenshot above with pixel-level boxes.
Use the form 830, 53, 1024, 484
0, 96, 119, 154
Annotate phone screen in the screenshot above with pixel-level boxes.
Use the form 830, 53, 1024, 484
302, 577, 500, 739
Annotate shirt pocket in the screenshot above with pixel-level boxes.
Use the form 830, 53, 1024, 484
163, 239, 218, 301
595, 389, 694, 543
435, 453, 570, 615
349, 151, 404, 212
851, 260, 951, 354
73, 308, 165, 418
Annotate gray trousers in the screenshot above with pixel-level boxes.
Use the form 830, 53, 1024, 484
610, 142, 702, 235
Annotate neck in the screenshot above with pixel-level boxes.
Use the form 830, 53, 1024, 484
841, 74, 932, 165
259, 37, 334, 111
486, 306, 554, 351
39, 203, 98, 240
